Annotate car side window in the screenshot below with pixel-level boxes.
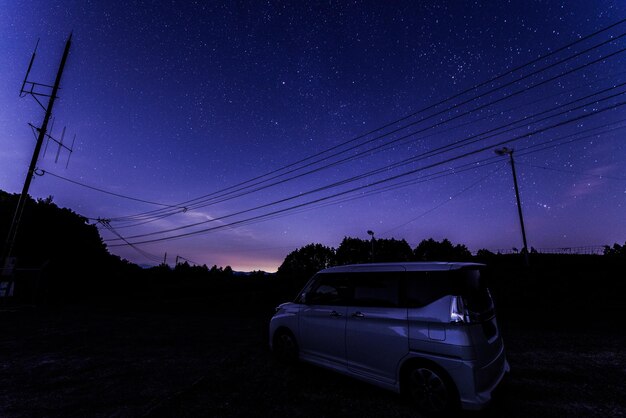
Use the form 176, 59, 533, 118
307, 274, 351, 305
352, 273, 400, 307
405, 271, 451, 308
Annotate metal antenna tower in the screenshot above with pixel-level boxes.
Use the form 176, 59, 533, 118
1, 34, 73, 276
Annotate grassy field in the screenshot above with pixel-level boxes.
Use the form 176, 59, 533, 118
1, 284, 625, 418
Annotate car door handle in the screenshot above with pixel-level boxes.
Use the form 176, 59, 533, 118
329, 311, 343, 317
352, 311, 365, 318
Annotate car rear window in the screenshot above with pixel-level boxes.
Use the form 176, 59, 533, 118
452, 269, 494, 315
405, 268, 494, 312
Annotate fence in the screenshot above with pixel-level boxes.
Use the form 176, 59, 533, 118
485, 246, 606, 255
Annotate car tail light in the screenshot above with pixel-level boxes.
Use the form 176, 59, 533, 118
450, 295, 469, 323
450, 294, 495, 324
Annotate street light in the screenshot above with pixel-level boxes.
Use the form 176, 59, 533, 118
495, 147, 529, 266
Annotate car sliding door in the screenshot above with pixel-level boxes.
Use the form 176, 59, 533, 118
346, 272, 408, 384
299, 273, 351, 366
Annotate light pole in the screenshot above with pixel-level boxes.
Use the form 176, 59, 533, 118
367, 230, 375, 261
495, 147, 529, 266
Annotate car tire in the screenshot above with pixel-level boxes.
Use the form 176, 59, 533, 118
272, 329, 299, 364
404, 364, 459, 417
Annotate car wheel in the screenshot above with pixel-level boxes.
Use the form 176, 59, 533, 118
405, 365, 458, 416
273, 330, 298, 363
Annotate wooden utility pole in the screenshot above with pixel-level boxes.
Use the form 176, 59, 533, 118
2, 34, 72, 275
495, 147, 529, 266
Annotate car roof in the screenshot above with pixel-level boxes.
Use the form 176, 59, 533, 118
319, 262, 484, 274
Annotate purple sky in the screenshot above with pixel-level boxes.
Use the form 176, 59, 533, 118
1, 1, 625, 271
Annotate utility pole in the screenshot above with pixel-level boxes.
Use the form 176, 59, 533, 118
495, 147, 529, 266
2, 34, 73, 276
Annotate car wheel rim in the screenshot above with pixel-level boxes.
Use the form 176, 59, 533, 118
408, 367, 449, 413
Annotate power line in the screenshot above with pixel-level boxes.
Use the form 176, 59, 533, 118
167, 81, 626, 213
42, 170, 188, 210
380, 165, 506, 236
105, 72, 626, 228
106, 122, 626, 249
107, 99, 626, 246
115, 46, 626, 223
106, 19, 626, 223
231, 121, 626, 228
109, 44, 626, 226
175, 255, 202, 266
236, 163, 504, 225
325, 122, 626, 213
174, 122, 626, 240
199, 122, 626, 234
107, 86, 626, 238
97, 219, 163, 263
51, 68, 626, 229
108, 102, 624, 243
54, 72, 624, 232
94, 20, 626, 246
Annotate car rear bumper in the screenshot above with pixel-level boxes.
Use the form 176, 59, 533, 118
460, 346, 510, 410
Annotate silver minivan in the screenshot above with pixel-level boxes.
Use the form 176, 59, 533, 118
269, 262, 509, 415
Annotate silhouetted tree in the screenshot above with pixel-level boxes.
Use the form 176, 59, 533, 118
174, 261, 192, 274
335, 237, 371, 265
0, 190, 148, 304
604, 242, 626, 258
476, 248, 496, 258
413, 238, 472, 261
277, 243, 335, 279
0, 190, 126, 271
173, 261, 211, 279
475, 248, 497, 264
248, 270, 267, 279
204, 264, 234, 278
155, 263, 171, 272
372, 238, 413, 262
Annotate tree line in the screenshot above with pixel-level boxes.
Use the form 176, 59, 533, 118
1, 189, 624, 286
277, 237, 476, 280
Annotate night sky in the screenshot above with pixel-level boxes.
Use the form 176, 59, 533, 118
1, 1, 625, 271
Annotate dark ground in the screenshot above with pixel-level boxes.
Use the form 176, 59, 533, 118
1, 265, 626, 418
